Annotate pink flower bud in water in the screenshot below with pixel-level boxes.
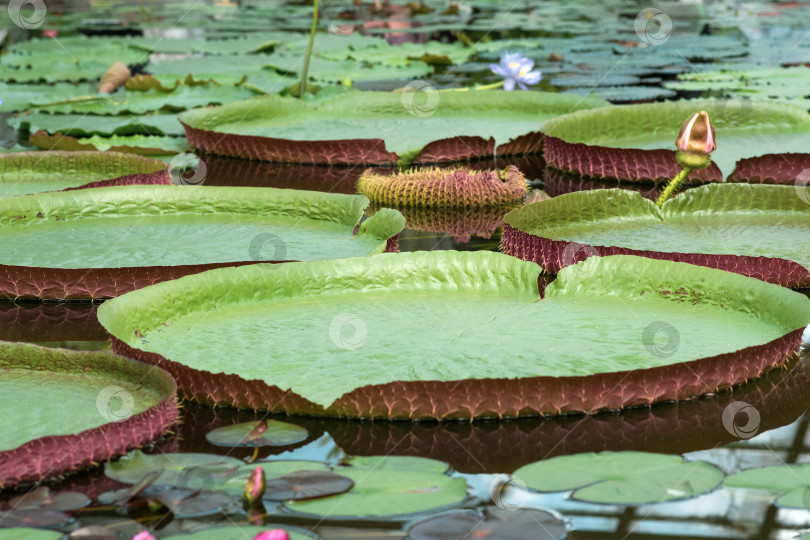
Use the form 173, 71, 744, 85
252, 530, 290, 540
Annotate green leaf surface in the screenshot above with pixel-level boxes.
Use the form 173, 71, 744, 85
0, 529, 63, 540
97, 252, 809, 409
215, 461, 332, 495
542, 99, 810, 177
285, 466, 468, 519
11, 113, 185, 137
0, 185, 402, 268
178, 91, 607, 156
504, 184, 810, 273
0, 151, 164, 198
514, 451, 724, 505
0, 342, 171, 453
205, 420, 309, 447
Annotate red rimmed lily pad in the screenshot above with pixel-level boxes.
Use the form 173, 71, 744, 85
0, 151, 166, 198
501, 183, 810, 287
0, 185, 404, 300
177, 91, 607, 166
540, 99, 810, 180
0, 341, 178, 488
98, 251, 809, 420
263, 470, 355, 501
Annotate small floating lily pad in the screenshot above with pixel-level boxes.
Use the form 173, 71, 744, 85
215, 460, 332, 495
407, 507, 568, 540
0, 151, 165, 198
205, 420, 309, 448
264, 470, 355, 501
725, 464, 810, 509
0, 185, 403, 300
178, 91, 607, 165
502, 184, 810, 287
514, 451, 724, 505
104, 450, 243, 487
98, 252, 810, 420
0, 528, 64, 540
0, 342, 178, 488
285, 462, 468, 520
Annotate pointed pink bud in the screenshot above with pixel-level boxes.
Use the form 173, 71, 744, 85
243, 466, 266, 505
252, 531, 290, 540
676, 110, 715, 156
133, 532, 156, 540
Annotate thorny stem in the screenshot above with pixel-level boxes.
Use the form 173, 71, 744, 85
299, 0, 319, 97
656, 167, 691, 207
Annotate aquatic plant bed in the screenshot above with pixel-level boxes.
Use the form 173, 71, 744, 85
98, 251, 809, 420
502, 184, 810, 288
0, 341, 178, 488
0, 185, 403, 300
178, 91, 607, 165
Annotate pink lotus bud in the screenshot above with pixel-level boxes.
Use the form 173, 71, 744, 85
252, 531, 290, 540
133, 532, 156, 540
243, 466, 266, 505
676, 110, 715, 156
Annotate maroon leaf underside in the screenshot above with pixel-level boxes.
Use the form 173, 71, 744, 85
183, 121, 547, 165
109, 326, 803, 421
542, 135, 723, 183
496, 130, 545, 157
61, 169, 172, 192
501, 224, 810, 288
329, 358, 810, 472
542, 167, 668, 202
0, 236, 397, 300
0, 354, 179, 488
727, 153, 810, 183
0, 302, 106, 342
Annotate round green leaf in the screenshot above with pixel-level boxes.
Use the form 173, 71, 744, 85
206, 420, 309, 448
514, 451, 724, 505
0, 529, 63, 540
263, 470, 355, 501
216, 460, 332, 495
104, 450, 243, 487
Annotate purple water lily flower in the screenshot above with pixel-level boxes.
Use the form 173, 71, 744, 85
489, 51, 542, 91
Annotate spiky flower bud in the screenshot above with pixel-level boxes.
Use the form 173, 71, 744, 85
357, 165, 527, 208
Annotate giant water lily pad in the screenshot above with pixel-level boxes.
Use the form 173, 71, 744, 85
541, 99, 810, 180
97, 252, 810, 420
0, 185, 403, 300
514, 451, 724, 505
0, 341, 178, 488
501, 183, 810, 287
0, 151, 165, 198
178, 91, 607, 166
